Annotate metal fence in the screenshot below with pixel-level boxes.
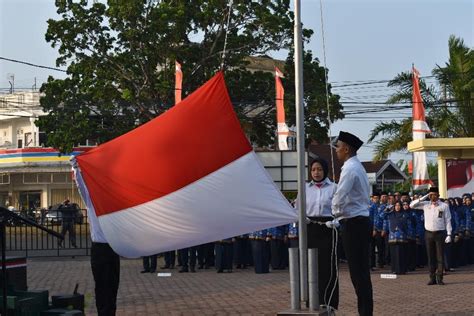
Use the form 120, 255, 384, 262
5, 212, 91, 258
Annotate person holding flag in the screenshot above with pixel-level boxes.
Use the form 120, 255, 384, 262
331, 131, 373, 316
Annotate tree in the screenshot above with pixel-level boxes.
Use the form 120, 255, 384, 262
37, 0, 342, 152
368, 35, 473, 161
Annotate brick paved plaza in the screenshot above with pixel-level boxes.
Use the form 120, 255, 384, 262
25, 257, 474, 315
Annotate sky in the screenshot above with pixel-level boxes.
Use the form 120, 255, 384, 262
0, 0, 472, 162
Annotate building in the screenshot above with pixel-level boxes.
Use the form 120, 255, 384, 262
0, 91, 89, 210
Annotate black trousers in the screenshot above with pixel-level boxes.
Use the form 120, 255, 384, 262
407, 240, 417, 271
307, 219, 339, 309
251, 239, 270, 273
164, 251, 176, 267
142, 255, 157, 272
425, 230, 446, 279
373, 233, 385, 267
233, 237, 251, 266
179, 246, 198, 269
91, 242, 120, 316
60, 221, 76, 246
215, 242, 233, 271
341, 216, 373, 316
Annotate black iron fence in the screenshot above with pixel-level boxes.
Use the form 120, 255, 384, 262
5, 211, 91, 258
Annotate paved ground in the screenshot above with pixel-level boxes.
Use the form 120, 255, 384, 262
24, 257, 474, 315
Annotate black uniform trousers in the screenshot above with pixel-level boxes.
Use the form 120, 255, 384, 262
425, 230, 446, 279
91, 242, 120, 316
215, 242, 233, 271
142, 255, 157, 272
60, 220, 76, 247
373, 232, 385, 267
233, 237, 251, 267
179, 246, 198, 269
251, 239, 270, 273
341, 216, 373, 316
307, 218, 339, 309
164, 251, 176, 267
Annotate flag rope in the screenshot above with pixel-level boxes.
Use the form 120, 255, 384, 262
319, 0, 336, 181
220, 0, 234, 69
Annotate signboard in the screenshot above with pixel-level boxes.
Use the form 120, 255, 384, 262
446, 159, 474, 197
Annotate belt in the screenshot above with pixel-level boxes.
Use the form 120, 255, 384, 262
339, 215, 367, 224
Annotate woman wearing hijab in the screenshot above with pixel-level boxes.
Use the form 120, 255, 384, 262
297, 158, 338, 310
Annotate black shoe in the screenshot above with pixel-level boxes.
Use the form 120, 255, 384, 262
198, 265, 204, 269
217, 269, 223, 273
160, 265, 170, 269
149, 270, 156, 273
140, 270, 150, 273
179, 268, 188, 273
170, 265, 175, 269
427, 279, 436, 285
190, 267, 196, 273
436, 276, 445, 285
72, 244, 77, 248
236, 264, 242, 269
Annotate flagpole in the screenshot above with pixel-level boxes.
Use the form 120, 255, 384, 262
294, 0, 308, 304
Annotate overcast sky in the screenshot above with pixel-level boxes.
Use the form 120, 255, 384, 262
0, 0, 472, 161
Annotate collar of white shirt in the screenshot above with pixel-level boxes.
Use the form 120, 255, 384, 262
309, 177, 331, 187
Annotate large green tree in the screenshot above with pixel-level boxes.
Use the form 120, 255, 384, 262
38, 0, 342, 152
368, 35, 473, 161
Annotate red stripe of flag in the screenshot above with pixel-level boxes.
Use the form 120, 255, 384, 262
76, 72, 252, 216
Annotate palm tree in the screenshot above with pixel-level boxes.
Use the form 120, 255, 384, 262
368, 35, 473, 161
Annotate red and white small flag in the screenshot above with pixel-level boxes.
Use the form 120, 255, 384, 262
412, 66, 432, 189
175, 61, 183, 104
275, 67, 289, 150
72, 72, 296, 258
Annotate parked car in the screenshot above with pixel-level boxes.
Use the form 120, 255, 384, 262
45, 203, 84, 225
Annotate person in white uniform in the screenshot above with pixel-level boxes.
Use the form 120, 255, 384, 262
410, 186, 452, 285
331, 131, 373, 316
300, 157, 339, 310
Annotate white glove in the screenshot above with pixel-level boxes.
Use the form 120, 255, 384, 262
325, 219, 340, 229
445, 235, 452, 244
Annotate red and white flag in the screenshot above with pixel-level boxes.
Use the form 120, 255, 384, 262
275, 67, 290, 150
412, 66, 432, 190
175, 61, 183, 104
72, 72, 296, 258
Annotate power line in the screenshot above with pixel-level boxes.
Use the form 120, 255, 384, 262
0, 56, 67, 73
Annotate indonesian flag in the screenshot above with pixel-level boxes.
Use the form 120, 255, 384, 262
412, 66, 432, 190
71, 72, 296, 258
275, 67, 290, 150
175, 61, 183, 104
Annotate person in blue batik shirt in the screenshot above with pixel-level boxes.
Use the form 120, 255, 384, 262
464, 196, 474, 264
368, 193, 380, 270
382, 201, 409, 274
413, 205, 426, 268
373, 192, 388, 268
250, 229, 270, 273
268, 225, 287, 270
403, 201, 417, 271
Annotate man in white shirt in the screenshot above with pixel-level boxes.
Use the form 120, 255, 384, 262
332, 131, 373, 316
410, 187, 452, 285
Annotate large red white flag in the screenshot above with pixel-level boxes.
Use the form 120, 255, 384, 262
71, 72, 296, 258
175, 61, 183, 104
412, 66, 431, 190
275, 67, 290, 150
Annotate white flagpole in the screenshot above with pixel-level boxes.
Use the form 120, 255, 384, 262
294, 0, 308, 304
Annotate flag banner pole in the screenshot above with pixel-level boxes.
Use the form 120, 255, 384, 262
294, 0, 308, 304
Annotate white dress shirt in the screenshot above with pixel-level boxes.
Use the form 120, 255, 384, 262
410, 199, 452, 234
300, 177, 337, 217
331, 156, 370, 220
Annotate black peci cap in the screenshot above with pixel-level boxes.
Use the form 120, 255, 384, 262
337, 131, 364, 151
